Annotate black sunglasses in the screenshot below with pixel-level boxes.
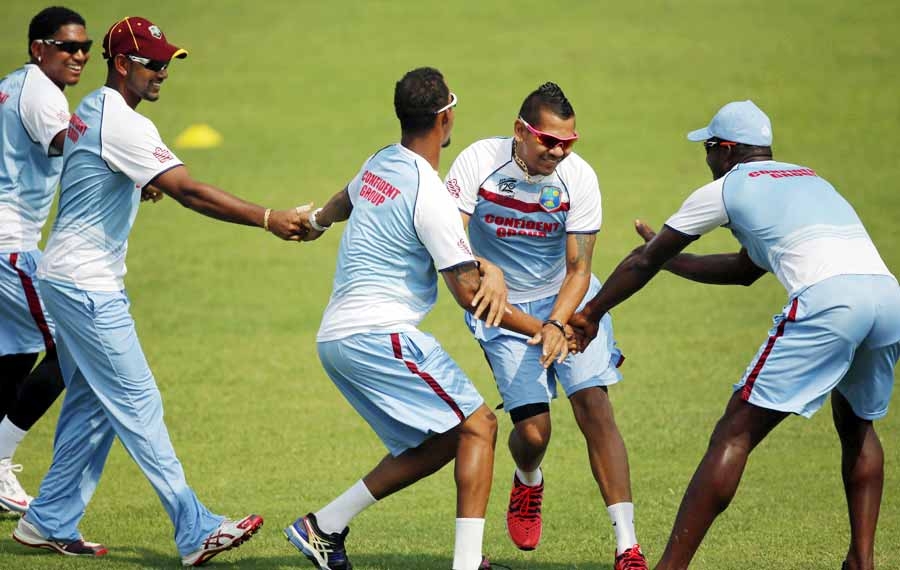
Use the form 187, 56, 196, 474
40, 39, 92, 55
127, 55, 169, 72
703, 139, 737, 153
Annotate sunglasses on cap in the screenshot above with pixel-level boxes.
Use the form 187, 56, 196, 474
703, 139, 737, 153
518, 116, 578, 151
40, 39, 93, 55
434, 92, 458, 115
127, 54, 169, 72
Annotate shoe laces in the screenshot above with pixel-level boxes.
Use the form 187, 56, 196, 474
0, 460, 23, 475
0, 460, 25, 494
201, 521, 239, 550
305, 520, 344, 558
509, 482, 542, 520
616, 545, 647, 570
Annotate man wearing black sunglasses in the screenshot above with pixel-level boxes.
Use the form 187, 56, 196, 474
444, 83, 648, 570
570, 100, 898, 570
0, 6, 91, 518
13, 15, 305, 567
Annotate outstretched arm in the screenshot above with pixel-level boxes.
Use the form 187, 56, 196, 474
441, 262, 543, 337
578, 224, 695, 326
634, 220, 765, 286
152, 165, 303, 240
297, 186, 354, 241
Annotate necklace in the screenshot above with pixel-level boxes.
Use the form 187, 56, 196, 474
511, 140, 535, 184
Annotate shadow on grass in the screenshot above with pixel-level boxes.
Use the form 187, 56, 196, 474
0, 536, 614, 569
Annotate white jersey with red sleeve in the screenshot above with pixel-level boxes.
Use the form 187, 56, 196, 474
445, 137, 601, 303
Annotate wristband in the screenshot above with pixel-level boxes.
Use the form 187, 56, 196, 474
309, 208, 330, 232
263, 208, 272, 232
542, 319, 566, 334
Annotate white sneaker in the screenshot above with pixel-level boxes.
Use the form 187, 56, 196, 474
0, 458, 32, 513
12, 517, 108, 556
181, 514, 263, 567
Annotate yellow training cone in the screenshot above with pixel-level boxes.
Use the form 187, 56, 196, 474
174, 124, 223, 149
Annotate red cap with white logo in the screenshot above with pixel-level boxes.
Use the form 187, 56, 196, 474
102, 17, 188, 62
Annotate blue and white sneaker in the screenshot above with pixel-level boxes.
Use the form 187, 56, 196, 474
284, 513, 352, 570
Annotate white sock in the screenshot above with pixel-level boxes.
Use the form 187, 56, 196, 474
0, 417, 27, 460
315, 479, 377, 535
607, 502, 637, 554
452, 518, 485, 570
515, 466, 543, 487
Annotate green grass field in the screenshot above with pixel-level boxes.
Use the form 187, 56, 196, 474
2, 0, 899, 568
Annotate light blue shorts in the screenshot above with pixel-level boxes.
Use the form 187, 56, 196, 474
317, 330, 485, 456
0, 250, 55, 355
736, 274, 900, 419
467, 275, 623, 412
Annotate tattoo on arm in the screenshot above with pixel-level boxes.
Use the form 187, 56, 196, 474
569, 234, 596, 271
448, 263, 482, 291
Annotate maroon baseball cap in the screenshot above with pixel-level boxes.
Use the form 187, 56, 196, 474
102, 17, 188, 61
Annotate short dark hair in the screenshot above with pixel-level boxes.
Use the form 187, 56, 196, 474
28, 6, 85, 56
394, 67, 449, 135
518, 82, 575, 125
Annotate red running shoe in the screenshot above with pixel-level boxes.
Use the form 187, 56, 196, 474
505, 474, 543, 550
615, 544, 648, 570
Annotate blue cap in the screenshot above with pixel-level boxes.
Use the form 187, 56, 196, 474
687, 100, 773, 146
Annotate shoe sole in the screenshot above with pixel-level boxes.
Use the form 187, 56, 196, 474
12, 530, 108, 557
187, 517, 264, 567
284, 524, 332, 570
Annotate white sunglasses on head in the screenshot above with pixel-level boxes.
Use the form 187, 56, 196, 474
434, 92, 458, 114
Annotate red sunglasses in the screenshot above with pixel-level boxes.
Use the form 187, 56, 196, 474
518, 116, 578, 150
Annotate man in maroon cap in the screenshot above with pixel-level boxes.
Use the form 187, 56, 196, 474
11, 16, 305, 567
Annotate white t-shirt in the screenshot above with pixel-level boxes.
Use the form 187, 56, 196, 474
445, 137, 601, 303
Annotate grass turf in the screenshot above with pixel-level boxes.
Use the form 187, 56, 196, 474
1, 0, 898, 568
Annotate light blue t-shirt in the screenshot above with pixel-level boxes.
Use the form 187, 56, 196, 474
38, 87, 182, 291
317, 144, 475, 341
666, 160, 893, 296
0, 64, 70, 252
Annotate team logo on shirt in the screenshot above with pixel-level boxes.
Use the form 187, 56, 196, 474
538, 186, 562, 212
153, 147, 174, 162
497, 178, 517, 194
67, 113, 88, 143
446, 178, 461, 199
149, 25, 163, 39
